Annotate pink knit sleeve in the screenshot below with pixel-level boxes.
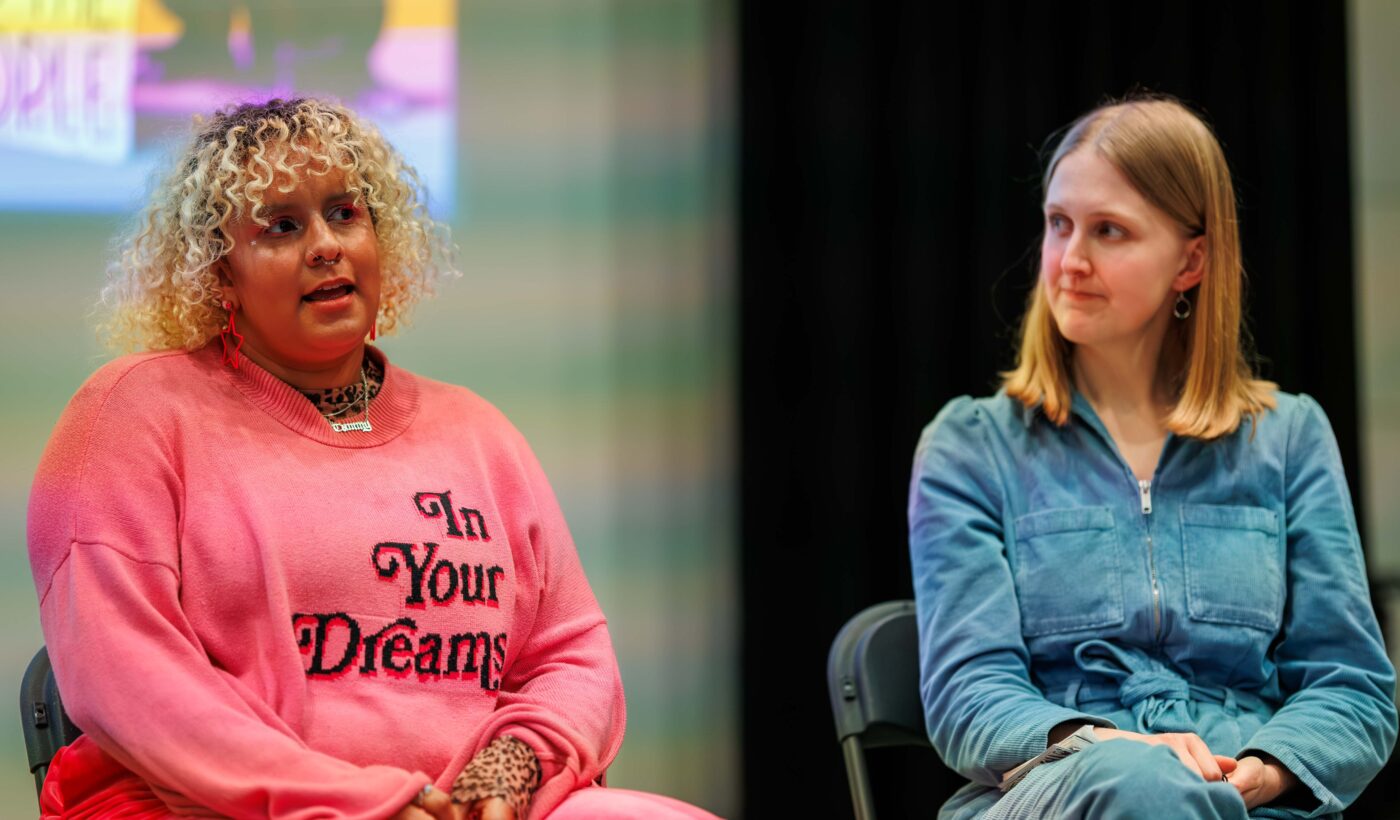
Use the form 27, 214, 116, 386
463, 434, 627, 819
39, 547, 430, 818
27, 363, 429, 818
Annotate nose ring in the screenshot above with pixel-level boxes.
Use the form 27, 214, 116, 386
314, 254, 340, 266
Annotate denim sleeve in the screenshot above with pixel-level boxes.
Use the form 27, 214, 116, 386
1240, 395, 1398, 816
908, 398, 1114, 787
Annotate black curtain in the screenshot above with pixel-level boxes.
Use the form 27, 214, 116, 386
739, 2, 1378, 817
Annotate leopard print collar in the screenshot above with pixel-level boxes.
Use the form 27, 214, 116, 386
296, 354, 384, 417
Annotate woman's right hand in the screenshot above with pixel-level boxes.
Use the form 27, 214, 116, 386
389, 785, 458, 820
1092, 728, 1236, 782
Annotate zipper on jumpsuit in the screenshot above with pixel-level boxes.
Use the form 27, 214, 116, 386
1069, 394, 1170, 647
1138, 478, 1162, 643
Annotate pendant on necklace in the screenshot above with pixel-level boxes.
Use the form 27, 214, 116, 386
331, 419, 372, 433
325, 367, 373, 433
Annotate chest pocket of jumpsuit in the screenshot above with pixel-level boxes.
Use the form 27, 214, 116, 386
1012, 507, 1124, 637
1180, 504, 1283, 632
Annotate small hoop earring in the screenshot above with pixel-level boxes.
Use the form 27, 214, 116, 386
220, 300, 244, 369
1173, 292, 1192, 320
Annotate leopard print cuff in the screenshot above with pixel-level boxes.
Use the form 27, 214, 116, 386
451, 734, 542, 817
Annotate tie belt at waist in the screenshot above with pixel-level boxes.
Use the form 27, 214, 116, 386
1042, 639, 1274, 734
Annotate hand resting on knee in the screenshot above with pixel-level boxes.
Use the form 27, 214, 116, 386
1089, 727, 1298, 809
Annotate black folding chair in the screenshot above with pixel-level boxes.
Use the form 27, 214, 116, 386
827, 600, 936, 820
20, 646, 83, 798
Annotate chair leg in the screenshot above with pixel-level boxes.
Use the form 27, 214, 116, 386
32, 764, 47, 802
841, 736, 877, 820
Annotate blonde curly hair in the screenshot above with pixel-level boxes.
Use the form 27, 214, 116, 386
100, 97, 457, 352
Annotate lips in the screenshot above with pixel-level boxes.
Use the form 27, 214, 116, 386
303, 281, 355, 302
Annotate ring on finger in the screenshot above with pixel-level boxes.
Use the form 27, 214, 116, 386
412, 784, 435, 807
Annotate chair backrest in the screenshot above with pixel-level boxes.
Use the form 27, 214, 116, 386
827, 599, 930, 750
20, 646, 83, 797
827, 600, 934, 820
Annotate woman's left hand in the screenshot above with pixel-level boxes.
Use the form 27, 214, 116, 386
1227, 755, 1299, 809
455, 797, 515, 820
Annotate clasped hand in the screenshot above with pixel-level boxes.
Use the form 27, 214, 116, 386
1092, 728, 1296, 810
390, 792, 513, 820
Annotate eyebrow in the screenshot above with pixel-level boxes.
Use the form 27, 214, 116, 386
1042, 202, 1138, 222
256, 190, 357, 216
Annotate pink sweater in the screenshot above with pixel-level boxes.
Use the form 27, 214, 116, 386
27, 344, 626, 818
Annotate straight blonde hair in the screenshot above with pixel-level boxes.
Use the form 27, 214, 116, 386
1002, 96, 1276, 439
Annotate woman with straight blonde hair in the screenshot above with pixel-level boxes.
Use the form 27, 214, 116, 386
908, 96, 1396, 818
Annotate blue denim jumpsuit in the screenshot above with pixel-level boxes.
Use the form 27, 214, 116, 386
908, 391, 1397, 818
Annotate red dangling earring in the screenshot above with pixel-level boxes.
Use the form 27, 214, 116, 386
220, 301, 244, 369
370, 322, 377, 342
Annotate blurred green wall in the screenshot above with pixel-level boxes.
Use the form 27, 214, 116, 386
0, 1, 735, 815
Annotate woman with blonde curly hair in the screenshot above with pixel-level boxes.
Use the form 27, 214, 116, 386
28, 97, 717, 820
